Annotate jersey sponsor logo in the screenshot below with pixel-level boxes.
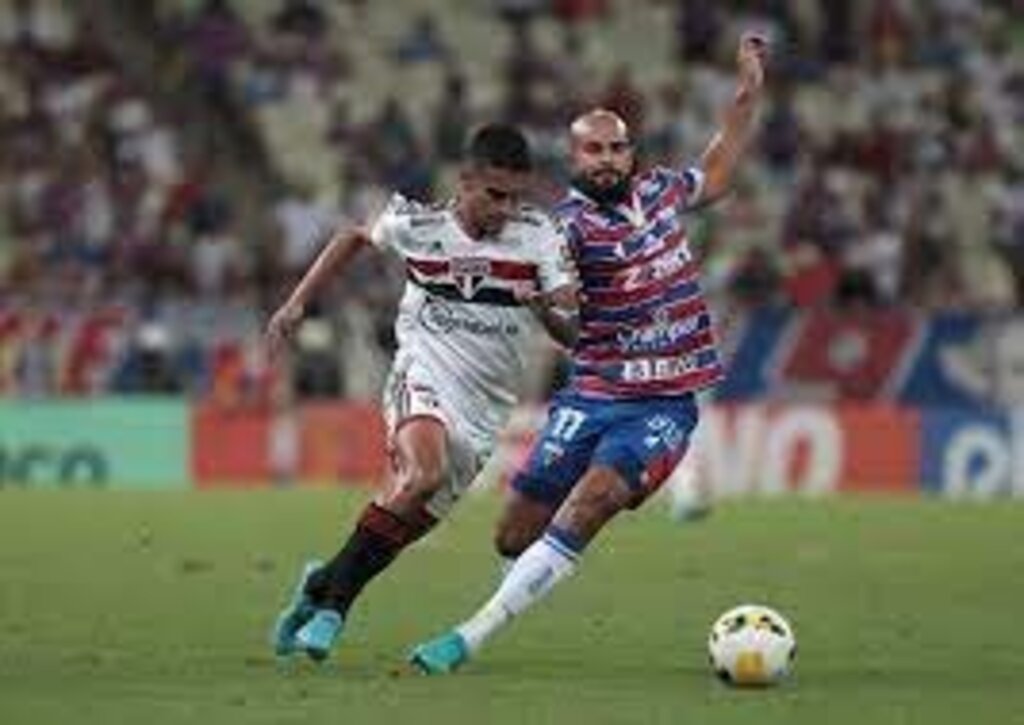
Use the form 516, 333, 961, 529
409, 214, 446, 228
620, 243, 692, 291
622, 353, 702, 383
616, 309, 705, 353
418, 299, 520, 337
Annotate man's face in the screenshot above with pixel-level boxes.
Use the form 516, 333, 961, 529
457, 166, 529, 237
569, 115, 635, 205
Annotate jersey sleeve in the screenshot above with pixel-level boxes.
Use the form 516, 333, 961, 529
660, 166, 706, 209
535, 215, 576, 293
680, 166, 706, 205
368, 193, 408, 252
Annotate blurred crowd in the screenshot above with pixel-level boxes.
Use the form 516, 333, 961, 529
0, 0, 1022, 400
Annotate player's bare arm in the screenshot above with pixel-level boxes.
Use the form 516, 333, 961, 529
696, 33, 768, 204
516, 284, 580, 348
265, 226, 371, 361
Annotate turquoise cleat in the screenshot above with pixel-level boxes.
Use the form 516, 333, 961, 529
408, 631, 470, 675
294, 609, 345, 662
272, 559, 323, 657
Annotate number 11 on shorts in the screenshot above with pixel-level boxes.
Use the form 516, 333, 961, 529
550, 407, 586, 442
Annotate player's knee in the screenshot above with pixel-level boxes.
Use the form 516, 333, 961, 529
403, 459, 449, 501
561, 474, 632, 530
579, 485, 628, 517
493, 524, 531, 559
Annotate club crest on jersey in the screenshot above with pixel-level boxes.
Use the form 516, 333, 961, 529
450, 257, 492, 299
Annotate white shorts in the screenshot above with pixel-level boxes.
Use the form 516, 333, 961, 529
382, 359, 491, 519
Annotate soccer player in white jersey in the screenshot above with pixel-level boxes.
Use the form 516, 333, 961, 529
266, 124, 576, 661
409, 34, 768, 674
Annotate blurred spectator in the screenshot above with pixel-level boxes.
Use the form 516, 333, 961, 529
818, 0, 855, 64
433, 72, 471, 163
115, 321, 184, 394
995, 166, 1024, 303
0, 0, 72, 49
728, 247, 784, 309
271, 0, 329, 43
294, 316, 342, 398
493, 0, 545, 35
393, 12, 449, 65
191, 220, 243, 298
674, 0, 724, 63
184, 0, 250, 99
272, 179, 337, 277
759, 83, 803, 174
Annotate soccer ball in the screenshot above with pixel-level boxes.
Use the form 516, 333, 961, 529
708, 604, 796, 686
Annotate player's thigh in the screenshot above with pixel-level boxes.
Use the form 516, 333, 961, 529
591, 394, 700, 509
509, 395, 603, 510
383, 364, 452, 489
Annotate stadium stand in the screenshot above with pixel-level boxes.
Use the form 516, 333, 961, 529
1, 0, 1021, 402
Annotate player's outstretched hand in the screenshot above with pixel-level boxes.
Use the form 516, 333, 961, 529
265, 300, 304, 363
737, 32, 768, 95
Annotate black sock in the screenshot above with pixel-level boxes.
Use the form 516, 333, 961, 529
305, 503, 433, 618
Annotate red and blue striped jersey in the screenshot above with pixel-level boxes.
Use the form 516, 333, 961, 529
554, 166, 724, 399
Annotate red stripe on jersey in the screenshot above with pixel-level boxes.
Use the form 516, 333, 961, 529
407, 257, 449, 277
405, 256, 537, 281
577, 231, 687, 274
598, 229, 687, 276
490, 259, 538, 281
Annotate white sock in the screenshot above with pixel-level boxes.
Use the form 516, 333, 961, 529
457, 532, 580, 653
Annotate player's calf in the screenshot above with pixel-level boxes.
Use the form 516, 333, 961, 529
549, 465, 634, 547
493, 491, 557, 560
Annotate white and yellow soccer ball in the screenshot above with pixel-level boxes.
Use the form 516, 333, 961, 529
708, 604, 797, 686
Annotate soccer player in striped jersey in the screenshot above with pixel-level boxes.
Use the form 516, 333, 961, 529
266, 124, 576, 662
409, 33, 768, 674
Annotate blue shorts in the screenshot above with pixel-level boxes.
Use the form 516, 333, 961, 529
511, 390, 699, 509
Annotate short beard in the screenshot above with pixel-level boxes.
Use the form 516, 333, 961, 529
571, 172, 632, 206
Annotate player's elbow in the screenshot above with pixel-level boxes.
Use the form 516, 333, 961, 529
699, 166, 733, 204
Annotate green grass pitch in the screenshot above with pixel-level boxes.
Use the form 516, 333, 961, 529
1, 489, 1023, 725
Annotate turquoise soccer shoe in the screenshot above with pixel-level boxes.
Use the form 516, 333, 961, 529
272, 559, 322, 657
408, 631, 470, 674
294, 608, 345, 662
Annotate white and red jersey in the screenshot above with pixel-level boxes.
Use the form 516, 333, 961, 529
370, 194, 574, 452
554, 166, 724, 399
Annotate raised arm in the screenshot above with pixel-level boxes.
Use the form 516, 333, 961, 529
265, 226, 372, 361
697, 33, 768, 204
